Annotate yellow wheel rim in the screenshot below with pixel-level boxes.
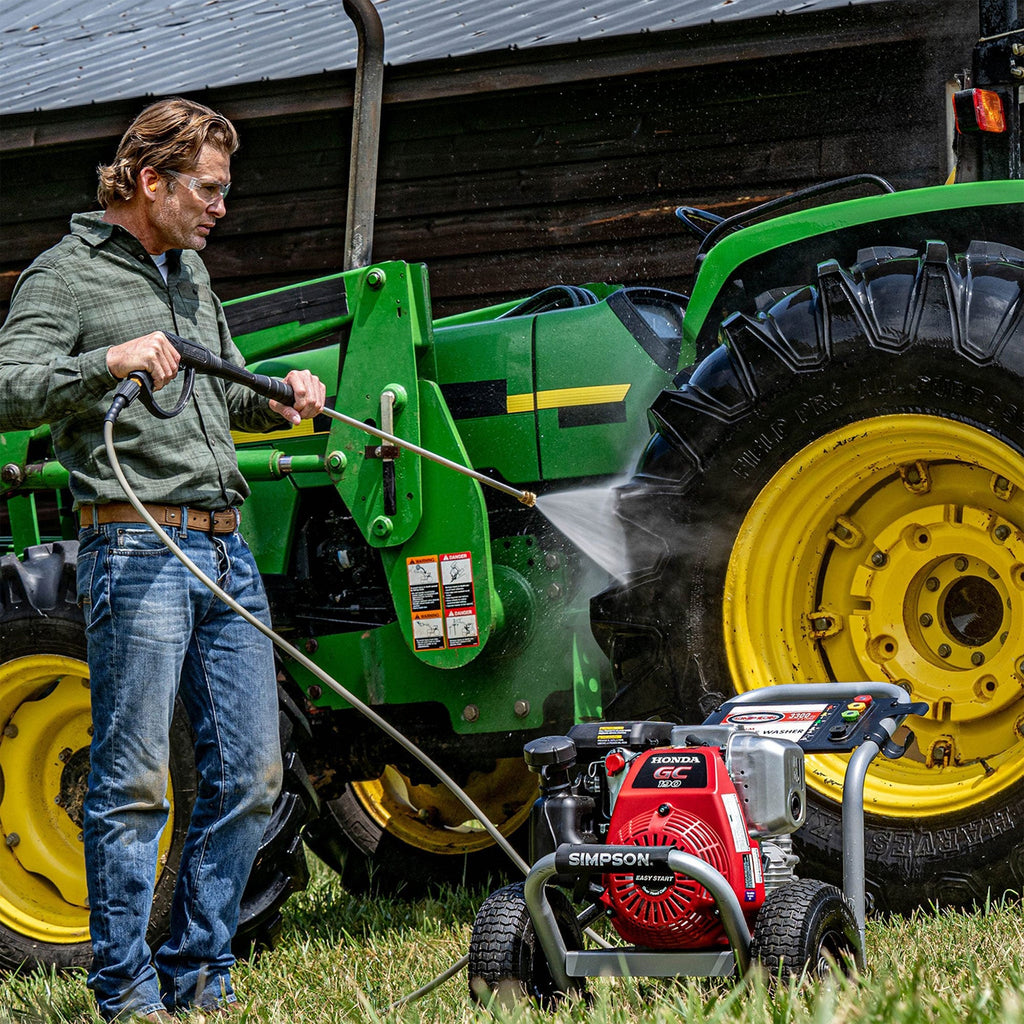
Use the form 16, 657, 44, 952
351, 758, 537, 856
0, 654, 175, 944
725, 415, 1024, 818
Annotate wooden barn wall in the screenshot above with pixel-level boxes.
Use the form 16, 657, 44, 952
1, 11, 973, 324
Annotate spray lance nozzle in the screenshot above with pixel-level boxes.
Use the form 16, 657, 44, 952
104, 332, 539, 507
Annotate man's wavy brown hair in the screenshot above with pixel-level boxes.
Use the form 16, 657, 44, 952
96, 97, 239, 207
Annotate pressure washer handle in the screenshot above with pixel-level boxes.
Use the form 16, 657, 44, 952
164, 332, 295, 406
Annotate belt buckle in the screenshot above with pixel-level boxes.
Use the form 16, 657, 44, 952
210, 508, 236, 533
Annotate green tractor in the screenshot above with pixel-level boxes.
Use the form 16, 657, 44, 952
1, 0, 1022, 974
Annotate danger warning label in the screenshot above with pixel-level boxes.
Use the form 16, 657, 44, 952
440, 551, 474, 609
446, 608, 479, 648
407, 551, 479, 649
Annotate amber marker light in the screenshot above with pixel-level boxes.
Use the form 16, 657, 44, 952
952, 88, 1007, 133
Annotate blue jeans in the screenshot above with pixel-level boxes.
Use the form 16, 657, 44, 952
77, 520, 282, 1021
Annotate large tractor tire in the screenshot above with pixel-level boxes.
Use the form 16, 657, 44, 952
304, 759, 535, 894
593, 240, 1024, 910
0, 542, 312, 971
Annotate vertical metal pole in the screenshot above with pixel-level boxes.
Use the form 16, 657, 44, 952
842, 740, 879, 962
342, 0, 385, 270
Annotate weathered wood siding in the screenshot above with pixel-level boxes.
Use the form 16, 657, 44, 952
1, 3, 974, 322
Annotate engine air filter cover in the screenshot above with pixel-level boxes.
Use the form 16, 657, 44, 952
602, 746, 765, 949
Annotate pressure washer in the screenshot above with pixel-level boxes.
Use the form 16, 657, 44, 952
468, 682, 926, 1009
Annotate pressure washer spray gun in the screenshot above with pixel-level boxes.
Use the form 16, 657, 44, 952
105, 331, 537, 507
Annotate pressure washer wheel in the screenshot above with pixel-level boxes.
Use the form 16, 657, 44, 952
468, 881, 586, 1010
0, 542, 312, 971
593, 239, 1024, 911
750, 878, 861, 979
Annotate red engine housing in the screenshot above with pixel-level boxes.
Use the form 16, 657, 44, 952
601, 746, 765, 949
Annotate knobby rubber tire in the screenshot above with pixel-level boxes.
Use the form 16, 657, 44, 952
0, 543, 313, 971
233, 683, 319, 957
303, 781, 528, 896
468, 881, 585, 1009
750, 878, 860, 979
593, 240, 1024, 911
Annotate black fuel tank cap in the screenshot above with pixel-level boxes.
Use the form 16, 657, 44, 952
523, 735, 576, 771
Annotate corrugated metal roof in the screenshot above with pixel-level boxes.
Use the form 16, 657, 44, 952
1, 0, 899, 116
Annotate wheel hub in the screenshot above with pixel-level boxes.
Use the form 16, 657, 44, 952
852, 505, 1020, 721
724, 414, 1024, 818
0, 653, 177, 944
351, 759, 537, 855
0, 656, 92, 941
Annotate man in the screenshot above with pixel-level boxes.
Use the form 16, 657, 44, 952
0, 98, 326, 1021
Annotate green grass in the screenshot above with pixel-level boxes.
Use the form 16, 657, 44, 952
2, 858, 1022, 1024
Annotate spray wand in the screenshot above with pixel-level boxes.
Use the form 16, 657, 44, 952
112, 332, 536, 506
323, 404, 536, 506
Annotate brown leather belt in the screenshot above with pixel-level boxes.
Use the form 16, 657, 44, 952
79, 502, 240, 534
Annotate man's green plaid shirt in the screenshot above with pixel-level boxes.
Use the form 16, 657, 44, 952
0, 211, 282, 509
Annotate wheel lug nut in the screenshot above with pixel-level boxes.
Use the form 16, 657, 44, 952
994, 525, 1010, 542
926, 577, 940, 592
971, 652, 985, 667
871, 551, 887, 568
5, 833, 19, 848
920, 613, 933, 627
938, 644, 952, 658
954, 556, 968, 573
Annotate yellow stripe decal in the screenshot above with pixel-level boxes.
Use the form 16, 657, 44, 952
505, 393, 536, 414
232, 419, 317, 447
505, 383, 630, 414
